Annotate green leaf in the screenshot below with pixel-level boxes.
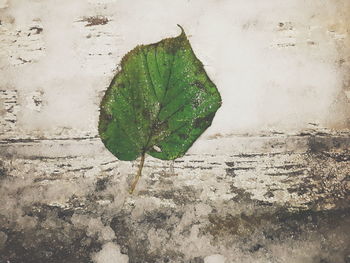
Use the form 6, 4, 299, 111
98, 26, 222, 162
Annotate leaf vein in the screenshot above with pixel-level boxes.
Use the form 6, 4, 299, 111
162, 52, 176, 102
141, 49, 158, 100
154, 46, 162, 83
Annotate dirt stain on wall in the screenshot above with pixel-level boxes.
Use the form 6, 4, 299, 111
80, 16, 109, 27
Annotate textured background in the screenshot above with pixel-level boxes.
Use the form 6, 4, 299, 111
0, 0, 349, 262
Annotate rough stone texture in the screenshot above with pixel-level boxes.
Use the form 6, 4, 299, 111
0, 132, 349, 262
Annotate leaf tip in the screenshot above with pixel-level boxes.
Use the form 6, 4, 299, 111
176, 24, 185, 36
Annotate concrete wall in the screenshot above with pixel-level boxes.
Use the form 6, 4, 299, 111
0, 1, 349, 263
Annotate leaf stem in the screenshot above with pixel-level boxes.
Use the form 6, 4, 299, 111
129, 153, 146, 194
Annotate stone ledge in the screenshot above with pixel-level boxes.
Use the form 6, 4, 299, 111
0, 133, 349, 262
1, 131, 349, 158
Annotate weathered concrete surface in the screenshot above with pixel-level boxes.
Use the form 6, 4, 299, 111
0, 133, 349, 263
1, 0, 350, 262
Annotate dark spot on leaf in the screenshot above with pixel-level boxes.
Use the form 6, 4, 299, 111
178, 133, 187, 140
102, 112, 113, 121
192, 80, 205, 91
193, 112, 216, 128
142, 109, 150, 119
